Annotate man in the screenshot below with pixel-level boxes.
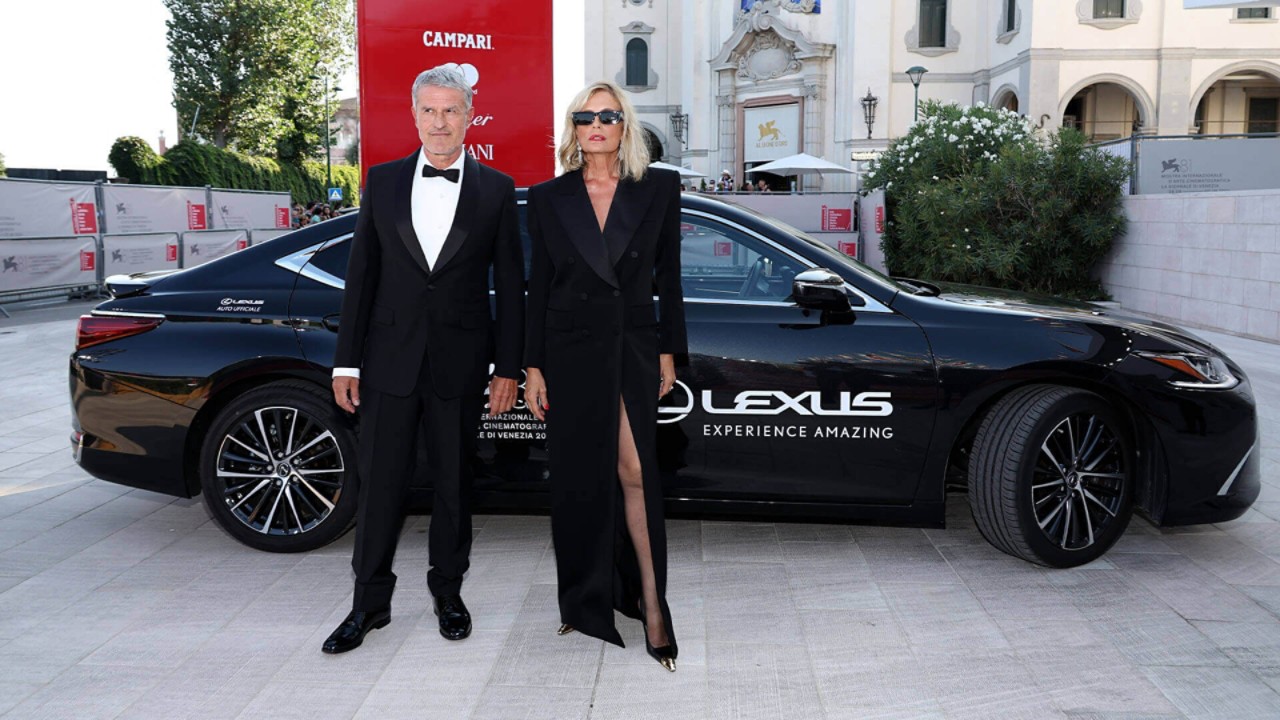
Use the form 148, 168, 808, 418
322, 65, 524, 654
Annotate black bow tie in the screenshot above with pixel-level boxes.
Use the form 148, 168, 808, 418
422, 165, 460, 183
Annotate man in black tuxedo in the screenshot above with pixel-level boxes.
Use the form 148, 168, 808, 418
322, 65, 524, 654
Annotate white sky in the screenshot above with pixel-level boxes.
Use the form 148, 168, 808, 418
0, 1, 358, 174
0, 1, 579, 175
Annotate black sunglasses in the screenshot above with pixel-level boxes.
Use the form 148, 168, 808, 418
571, 110, 625, 126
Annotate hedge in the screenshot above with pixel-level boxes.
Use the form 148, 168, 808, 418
108, 137, 360, 207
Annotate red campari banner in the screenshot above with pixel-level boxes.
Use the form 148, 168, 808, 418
357, 0, 555, 187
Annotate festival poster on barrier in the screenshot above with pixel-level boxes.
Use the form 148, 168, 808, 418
0, 236, 98, 293
357, 0, 555, 187
210, 190, 294, 229
0, 179, 98, 239
859, 189, 887, 273
103, 233, 182, 276
183, 230, 249, 268
102, 185, 209, 234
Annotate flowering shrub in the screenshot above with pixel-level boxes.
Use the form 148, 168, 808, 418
864, 101, 1130, 299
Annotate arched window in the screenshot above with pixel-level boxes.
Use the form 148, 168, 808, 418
626, 38, 649, 87
643, 128, 663, 163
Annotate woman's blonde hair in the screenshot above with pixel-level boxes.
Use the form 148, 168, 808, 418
556, 81, 649, 182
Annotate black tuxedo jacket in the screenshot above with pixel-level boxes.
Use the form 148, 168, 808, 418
335, 151, 524, 398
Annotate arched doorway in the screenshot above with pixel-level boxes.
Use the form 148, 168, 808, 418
992, 86, 1019, 113
1191, 66, 1280, 135
643, 128, 664, 163
1060, 81, 1150, 141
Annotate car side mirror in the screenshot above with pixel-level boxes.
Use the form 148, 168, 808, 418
792, 268, 860, 311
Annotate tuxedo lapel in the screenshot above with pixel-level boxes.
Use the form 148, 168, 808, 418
603, 174, 657, 267
393, 152, 431, 275
552, 171, 619, 288
430, 154, 479, 276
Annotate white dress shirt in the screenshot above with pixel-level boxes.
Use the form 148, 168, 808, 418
334, 149, 466, 380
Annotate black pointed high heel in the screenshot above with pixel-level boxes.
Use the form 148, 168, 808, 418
557, 624, 575, 635
637, 599, 676, 672
645, 637, 677, 672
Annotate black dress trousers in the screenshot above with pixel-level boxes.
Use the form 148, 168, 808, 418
350, 351, 484, 612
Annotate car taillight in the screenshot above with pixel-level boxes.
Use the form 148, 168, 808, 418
76, 315, 164, 350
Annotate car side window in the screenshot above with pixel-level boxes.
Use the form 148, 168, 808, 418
308, 237, 351, 281
679, 215, 803, 301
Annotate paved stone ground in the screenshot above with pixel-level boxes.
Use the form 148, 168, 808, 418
1, 300, 1279, 719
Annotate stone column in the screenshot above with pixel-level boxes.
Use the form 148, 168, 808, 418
1026, 49, 1063, 132
802, 80, 823, 191
717, 71, 737, 183
1156, 49, 1195, 135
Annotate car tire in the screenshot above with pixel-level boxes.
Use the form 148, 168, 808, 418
968, 384, 1134, 568
199, 380, 358, 552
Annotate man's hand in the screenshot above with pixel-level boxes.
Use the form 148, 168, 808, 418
333, 376, 360, 413
488, 376, 518, 416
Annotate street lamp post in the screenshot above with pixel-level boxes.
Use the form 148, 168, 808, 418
906, 66, 928, 122
860, 88, 879, 139
310, 74, 340, 192
323, 77, 333, 191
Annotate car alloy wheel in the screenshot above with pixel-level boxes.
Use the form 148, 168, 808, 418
1031, 412, 1127, 552
969, 384, 1134, 568
216, 405, 344, 535
200, 381, 358, 552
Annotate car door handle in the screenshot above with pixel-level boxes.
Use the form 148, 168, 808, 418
322, 314, 341, 333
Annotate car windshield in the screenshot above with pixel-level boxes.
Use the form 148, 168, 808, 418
718, 200, 908, 296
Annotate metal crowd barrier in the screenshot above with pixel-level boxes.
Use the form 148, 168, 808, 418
0, 227, 292, 316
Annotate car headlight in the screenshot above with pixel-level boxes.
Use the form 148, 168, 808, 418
1137, 352, 1239, 389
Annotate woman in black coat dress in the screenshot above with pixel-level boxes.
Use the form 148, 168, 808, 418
523, 80, 686, 672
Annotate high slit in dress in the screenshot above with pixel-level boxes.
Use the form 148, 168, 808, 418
523, 167, 686, 650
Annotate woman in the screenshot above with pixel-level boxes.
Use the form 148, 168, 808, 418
523, 81, 686, 672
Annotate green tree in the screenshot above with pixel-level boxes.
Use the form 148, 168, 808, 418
165, 0, 354, 160
864, 101, 1130, 299
0, 150, 6, 177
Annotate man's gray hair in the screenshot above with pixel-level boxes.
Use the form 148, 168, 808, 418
411, 65, 473, 111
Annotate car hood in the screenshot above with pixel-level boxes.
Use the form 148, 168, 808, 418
929, 281, 1224, 356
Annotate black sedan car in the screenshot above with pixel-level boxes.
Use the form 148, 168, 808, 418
69, 192, 1260, 567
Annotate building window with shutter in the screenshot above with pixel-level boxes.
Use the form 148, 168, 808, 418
1248, 98, 1279, 135
1237, 8, 1271, 19
920, 0, 947, 48
626, 38, 648, 87
1093, 0, 1124, 19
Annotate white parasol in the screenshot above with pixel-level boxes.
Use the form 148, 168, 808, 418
648, 161, 706, 178
748, 152, 855, 176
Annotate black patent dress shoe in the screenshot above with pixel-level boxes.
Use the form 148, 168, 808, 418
434, 594, 472, 641
321, 609, 391, 654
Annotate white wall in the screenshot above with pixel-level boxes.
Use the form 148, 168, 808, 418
1098, 189, 1280, 341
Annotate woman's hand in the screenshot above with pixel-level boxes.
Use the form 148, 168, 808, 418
524, 367, 549, 422
659, 354, 676, 399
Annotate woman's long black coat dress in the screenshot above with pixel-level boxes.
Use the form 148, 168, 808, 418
524, 166, 687, 650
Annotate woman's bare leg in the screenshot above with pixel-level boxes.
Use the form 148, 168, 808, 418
617, 398, 669, 648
